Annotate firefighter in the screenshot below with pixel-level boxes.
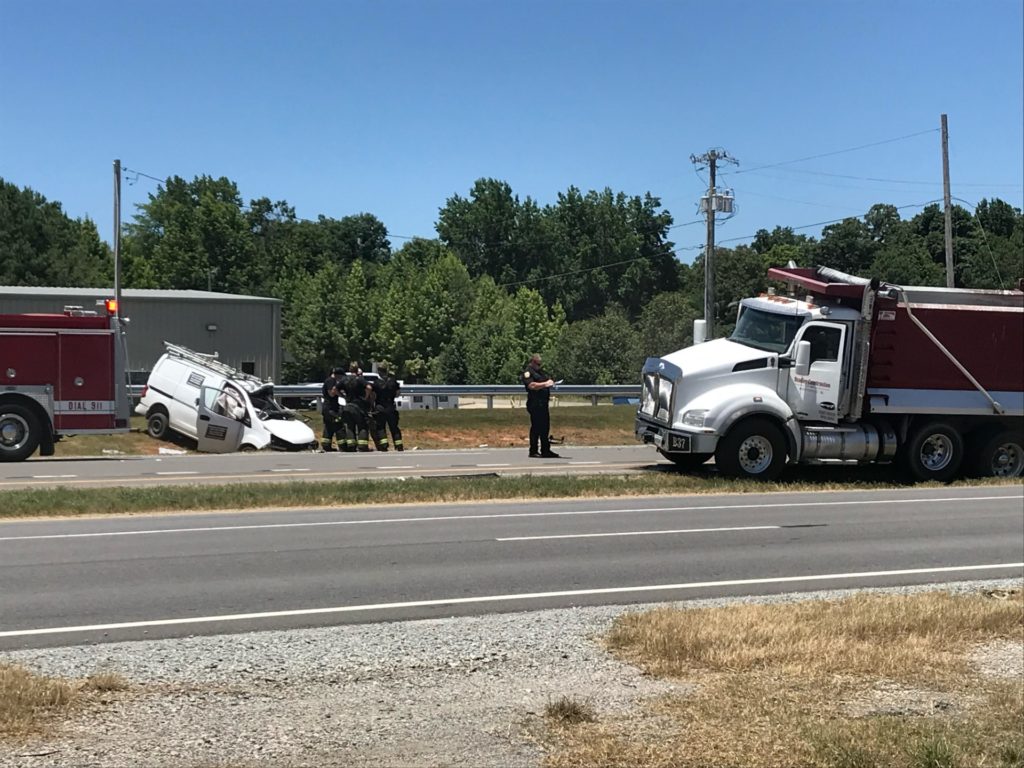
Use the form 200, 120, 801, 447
320, 366, 344, 451
522, 353, 559, 458
341, 362, 372, 452
372, 364, 404, 451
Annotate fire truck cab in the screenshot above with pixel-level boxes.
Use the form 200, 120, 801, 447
0, 303, 131, 461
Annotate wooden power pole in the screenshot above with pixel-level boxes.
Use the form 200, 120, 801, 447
690, 149, 737, 339
941, 114, 954, 288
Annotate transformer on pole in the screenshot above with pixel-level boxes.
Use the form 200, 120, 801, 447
690, 149, 738, 340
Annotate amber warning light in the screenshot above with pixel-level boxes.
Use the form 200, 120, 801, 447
104, 299, 118, 315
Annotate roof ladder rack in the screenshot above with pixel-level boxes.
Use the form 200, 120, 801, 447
162, 341, 265, 386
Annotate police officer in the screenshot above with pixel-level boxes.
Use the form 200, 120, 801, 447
372, 364, 404, 452
320, 366, 345, 451
341, 362, 372, 452
522, 353, 559, 458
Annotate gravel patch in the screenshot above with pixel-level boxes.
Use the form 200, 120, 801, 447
970, 638, 1024, 680
2, 578, 1020, 768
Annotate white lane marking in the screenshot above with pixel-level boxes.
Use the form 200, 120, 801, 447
498, 525, 781, 541
0, 494, 1019, 543
31, 475, 77, 479
568, 461, 600, 465
477, 463, 510, 467
155, 471, 198, 476
379, 466, 415, 470
2, 563, 1020, 639
270, 468, 309, 473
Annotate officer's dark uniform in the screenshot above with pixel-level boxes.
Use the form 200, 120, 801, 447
372, 371, 403, 452
320, 368, 344, 451
522, 360, 558, 457
341, 370, 371, 452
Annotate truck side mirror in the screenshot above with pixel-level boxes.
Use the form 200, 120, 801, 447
693, 319, 707, 345
795, 340, 811, 376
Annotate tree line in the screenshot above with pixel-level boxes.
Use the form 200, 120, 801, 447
1, 175, 1021, 384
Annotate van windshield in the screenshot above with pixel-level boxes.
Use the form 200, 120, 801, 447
250, 389, 294, 420
731, 306, 805, 353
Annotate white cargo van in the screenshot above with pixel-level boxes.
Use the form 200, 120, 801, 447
135, 343, 318, 452
397, 394, 459, 410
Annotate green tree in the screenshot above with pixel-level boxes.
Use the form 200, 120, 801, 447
123, 175, 254, 292
812, 217, 877, 276
549, 307, 643, 384
869, 229, 945, 286
0, 179, 112, 287
636, 291, 701, 357
959, 199, 1024, 289
547, 187, 678, 321
279, 264, 347, 382
751, 226, 814, 263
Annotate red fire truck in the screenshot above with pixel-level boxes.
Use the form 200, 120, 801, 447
0, 301, 131, 461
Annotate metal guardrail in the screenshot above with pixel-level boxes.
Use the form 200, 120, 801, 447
129, 383, 641, 408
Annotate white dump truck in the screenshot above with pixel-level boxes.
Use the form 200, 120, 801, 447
635, 266, 1024, 481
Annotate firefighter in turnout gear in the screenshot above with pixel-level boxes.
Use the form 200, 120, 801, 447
341, 362, 372, 452
320, 367, 345, 451
371, 364, 404, 451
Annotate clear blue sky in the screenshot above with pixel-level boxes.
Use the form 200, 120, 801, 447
2, 0, 1022, 262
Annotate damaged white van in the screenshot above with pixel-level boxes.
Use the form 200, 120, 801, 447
135, 343, 318, 452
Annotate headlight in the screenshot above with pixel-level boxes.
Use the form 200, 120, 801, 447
682, 409, 709, 428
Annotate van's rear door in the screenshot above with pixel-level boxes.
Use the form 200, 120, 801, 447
196, 385, 244, 453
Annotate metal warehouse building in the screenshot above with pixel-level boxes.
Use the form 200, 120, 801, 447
0, 287, 282, 383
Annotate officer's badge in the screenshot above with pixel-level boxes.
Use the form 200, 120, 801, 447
523, 371, 530, 379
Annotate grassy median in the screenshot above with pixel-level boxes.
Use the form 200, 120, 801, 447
545, 588, 1024, 768
53, 405, 637, 457
0, 472, 1020, 520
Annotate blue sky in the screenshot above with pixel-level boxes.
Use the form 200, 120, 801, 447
2, 0, 1021, 262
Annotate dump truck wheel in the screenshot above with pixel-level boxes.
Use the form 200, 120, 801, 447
903, 421, 964, 482
971, 429, 1024, 478
715, 418, 787, 480
0, 403, 41, 462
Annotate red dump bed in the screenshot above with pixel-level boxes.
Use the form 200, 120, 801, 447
767, 267, 1024, 396
867, 297, 1023, 393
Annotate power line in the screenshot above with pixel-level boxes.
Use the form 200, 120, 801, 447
733, 129, 939, 176
122, 167, 166, 185
713, 199, 944, 246
727, 165, 1023, 188
951, 196, 1008, 289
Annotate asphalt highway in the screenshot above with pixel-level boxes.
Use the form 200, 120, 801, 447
1, 485, 1020, 649
0, 446, 652, 490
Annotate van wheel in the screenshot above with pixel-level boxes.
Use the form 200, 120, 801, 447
902, 421, 964, 482
147, 410, 170, 440
716, 418, 787, 480
970, 429, 1023, 478
238, 444, 257, 453
0, 403, 41, 462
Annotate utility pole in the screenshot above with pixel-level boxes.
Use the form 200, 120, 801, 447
113, 159, 122, 318
940, 114, 954, 288
690, 149, 737, 339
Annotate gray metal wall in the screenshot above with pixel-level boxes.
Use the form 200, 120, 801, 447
0, 291, 282, 383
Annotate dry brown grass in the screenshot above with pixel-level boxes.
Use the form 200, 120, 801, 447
0, 663, 77, 739
1, 664, 131, 741
546, 695, 598, 725
81, 672, 129, 693
545, 589, 1024, 768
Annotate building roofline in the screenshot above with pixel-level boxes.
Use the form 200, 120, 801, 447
0, 286, 282, 304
